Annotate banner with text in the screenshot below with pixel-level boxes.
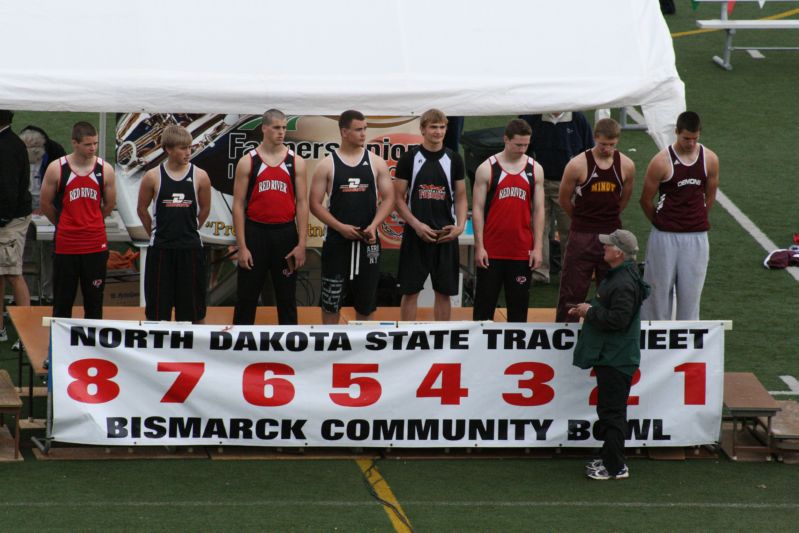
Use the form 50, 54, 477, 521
50, 320, 724, 447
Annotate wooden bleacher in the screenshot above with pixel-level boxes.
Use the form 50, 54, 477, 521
0, 369, 22, 460
721, 372, 781, 461
758, 400, 799, 463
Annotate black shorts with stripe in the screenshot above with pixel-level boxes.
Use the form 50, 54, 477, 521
144, 247, 206, 322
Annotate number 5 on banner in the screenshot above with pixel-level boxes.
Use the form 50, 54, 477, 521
157, 362, 205, 403
329, 363, 382, 407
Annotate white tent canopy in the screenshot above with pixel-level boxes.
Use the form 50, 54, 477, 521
0, 0, 683, 148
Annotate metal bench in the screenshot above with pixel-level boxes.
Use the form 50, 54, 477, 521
695, 0, 799, 69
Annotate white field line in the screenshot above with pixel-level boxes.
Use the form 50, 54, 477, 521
0, 500, 797, 510
715, 189, 799, 281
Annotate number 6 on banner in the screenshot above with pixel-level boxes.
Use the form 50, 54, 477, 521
242, 363, 295, 406
157, 362, 205, 403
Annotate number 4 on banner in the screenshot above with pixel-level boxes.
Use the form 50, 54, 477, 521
416, 363, 469, 405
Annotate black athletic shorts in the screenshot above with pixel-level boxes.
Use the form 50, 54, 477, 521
397, 230, 459, 296
144, 247, 206, 322
320, 237, 380, 316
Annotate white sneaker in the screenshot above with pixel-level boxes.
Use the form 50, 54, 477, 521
11, 339, 21, 351
0, 328, 7, 342
585, 458, 603, 471
587, 465, 629, 480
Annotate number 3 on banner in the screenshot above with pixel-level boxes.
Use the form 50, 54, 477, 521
67, 358, 120, 404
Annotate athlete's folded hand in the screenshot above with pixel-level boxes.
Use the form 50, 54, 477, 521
414, 222, 439, 243
437, 224, 463, 243
338, 223, 364, 241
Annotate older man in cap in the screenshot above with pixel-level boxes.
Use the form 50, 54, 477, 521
568, 229, 650, 480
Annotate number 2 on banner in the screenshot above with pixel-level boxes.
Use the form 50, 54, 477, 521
416, 363, 468, 405
329, 364, 382, 407
157, 362, 205, 403
67, 358, 120, 404
588, 369, 641, 406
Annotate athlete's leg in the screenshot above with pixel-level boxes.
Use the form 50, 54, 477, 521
79, 251, 108, 319
233, 222, 269, 325
473, 262, 503, 321
268, 225, 299, 325
556, 231, 602, 322
640, 227, 678, 321
52, 253, 80, 318
674, 232, 709, 321
400, 292, 419, 321
503, 260, 532, 323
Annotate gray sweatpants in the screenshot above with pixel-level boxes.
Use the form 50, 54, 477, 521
640, 227, 709, 321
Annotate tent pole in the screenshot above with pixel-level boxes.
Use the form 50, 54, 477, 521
99, 112, 107, 159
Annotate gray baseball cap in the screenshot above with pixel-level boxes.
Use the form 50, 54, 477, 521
599, 229, 638, 255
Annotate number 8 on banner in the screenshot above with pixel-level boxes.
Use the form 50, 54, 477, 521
66, 358, 120, 403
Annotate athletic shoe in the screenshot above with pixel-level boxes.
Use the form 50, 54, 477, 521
586, 465, 629, 480
585, 458, 603, 471
0, 328, 7, 342
11, 339, 21, 351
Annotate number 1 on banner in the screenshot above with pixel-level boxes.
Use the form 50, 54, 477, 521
674, 362, 706, 405
157, 362, 205, 403
416, 363, 469, 405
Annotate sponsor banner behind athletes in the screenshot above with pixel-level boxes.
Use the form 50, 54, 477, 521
50, 320, 723, 447
114, 113, 421, 248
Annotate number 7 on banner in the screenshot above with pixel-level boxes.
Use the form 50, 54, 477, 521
157, 362, 205, 403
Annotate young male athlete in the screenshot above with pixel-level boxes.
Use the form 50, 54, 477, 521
393, 109, 467, 321
40, 122, 116, 318
639, 111, 719, 320
471, 119, 545, 322
556, 118, 635, 323
137, 125, 211, 323
309, 110, 394, 325
232, 109, 308, 325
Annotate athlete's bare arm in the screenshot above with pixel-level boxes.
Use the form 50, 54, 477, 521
287, 156, 309, 271
363, 152, 395, 245
195, 167, 212, 228
559, 154, 587, 218
639, 149, 669, 223
136, 169, 158, 236
618, 154, 636, 212
471, 159, 492, 268
232, 155, 254, 269
394, 176, 438, 243
101, 161, 116, 217
530, 162, 545, 269
309, 156, 361, 241
704, 148, 720, 212
39, 159, 61, 225
438, 179, 467, 244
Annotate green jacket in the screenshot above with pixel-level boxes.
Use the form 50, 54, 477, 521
572, 260, 650, 376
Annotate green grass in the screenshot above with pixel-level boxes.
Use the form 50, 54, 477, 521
1, 4, 799, 531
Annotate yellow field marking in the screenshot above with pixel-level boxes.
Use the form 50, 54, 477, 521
671, 7, 799, 38
356, 459, 413, 533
